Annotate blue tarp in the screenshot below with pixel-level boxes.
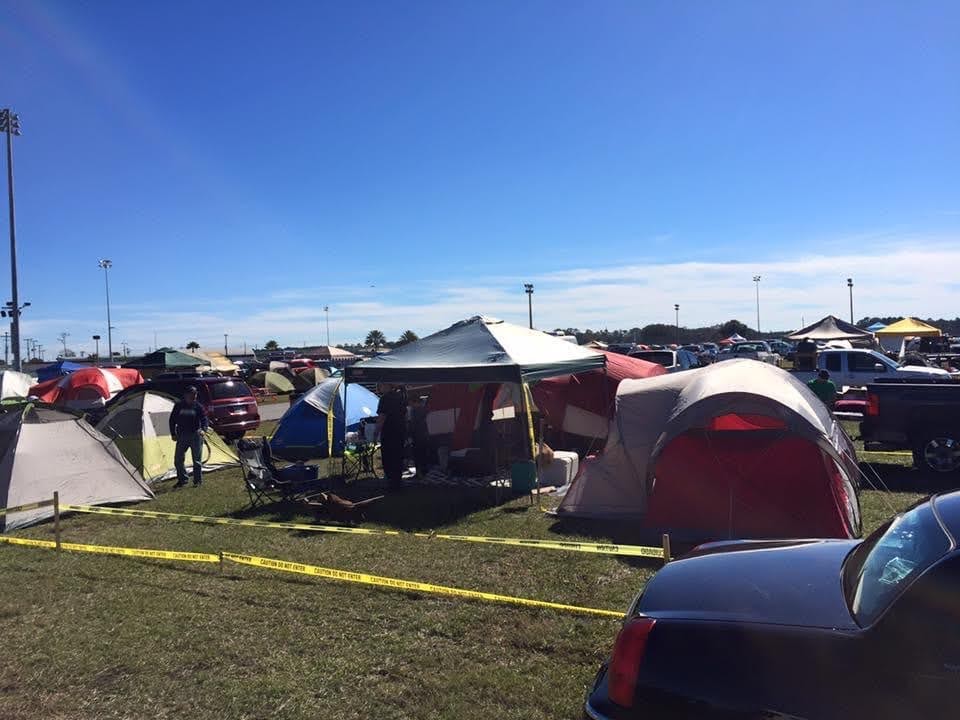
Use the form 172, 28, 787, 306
270, 378, 378, 460
36, 361, 87, 383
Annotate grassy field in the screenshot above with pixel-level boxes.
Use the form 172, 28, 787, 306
0, 439, 935, 719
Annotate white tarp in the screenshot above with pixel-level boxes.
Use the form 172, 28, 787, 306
0, 371, 33, 400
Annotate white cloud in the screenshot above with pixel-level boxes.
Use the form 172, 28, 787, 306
21, 238, 960, 356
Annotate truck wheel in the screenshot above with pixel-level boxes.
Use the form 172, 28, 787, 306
916, 433, 960, 473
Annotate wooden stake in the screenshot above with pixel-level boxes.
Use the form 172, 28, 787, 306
53, 491, 61, 551
219, 551, 224, 575
661, 533, 671, 563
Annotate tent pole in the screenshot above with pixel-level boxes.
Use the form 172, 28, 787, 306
520, 380, 539, 508
53, 491, 61, 551
661, 533, 671, 563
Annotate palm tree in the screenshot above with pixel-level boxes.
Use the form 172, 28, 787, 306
186, 341, 200, 350
264, 339, 280, 351
397, 330, 419, 346
365, 330, 386, 350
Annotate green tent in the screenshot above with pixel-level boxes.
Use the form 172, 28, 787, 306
125, 348, 206, 371
95, 390, 239, 483
249, 370, 295, 394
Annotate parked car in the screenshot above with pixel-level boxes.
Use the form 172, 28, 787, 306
607, 343, 636, 356
629, 349, 700, 373
861, 380, 960, 473
767, 339, 794, 357
714, 341, 781, 366
584, 491, 960, 720
699, 342, 719, 358
108, 372, 260, 441
792, 348, 953, 388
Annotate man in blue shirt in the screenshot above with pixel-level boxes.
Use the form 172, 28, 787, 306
169, 386, 209, 488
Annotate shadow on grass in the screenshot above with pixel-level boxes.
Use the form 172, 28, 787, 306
859, 462, 959, 495
224, 476, 520, 533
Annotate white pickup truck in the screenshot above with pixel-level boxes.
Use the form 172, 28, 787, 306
791, 348, 952, 387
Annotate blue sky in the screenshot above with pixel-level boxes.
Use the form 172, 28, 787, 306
2, 0, 958, 356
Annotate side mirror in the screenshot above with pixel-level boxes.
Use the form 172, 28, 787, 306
874, 363, 885, 373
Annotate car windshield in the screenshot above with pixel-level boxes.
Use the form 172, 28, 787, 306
209, 381, 253, 400
844, 502, 951, 626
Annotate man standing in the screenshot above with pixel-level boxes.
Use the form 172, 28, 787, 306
807, 369, 838, 407
169, 386, 209, 488
375, 383, 407, 491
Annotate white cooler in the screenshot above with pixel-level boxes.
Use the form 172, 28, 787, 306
538, 451, 579, 487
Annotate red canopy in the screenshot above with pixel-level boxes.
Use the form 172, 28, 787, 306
532, 351, 666, 439
30, 368, 144, 409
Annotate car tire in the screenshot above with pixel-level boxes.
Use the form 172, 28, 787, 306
914, 431, 960, 473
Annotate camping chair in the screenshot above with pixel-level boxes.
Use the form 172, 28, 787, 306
341, 439, 379, 483
237, 437, 324, 509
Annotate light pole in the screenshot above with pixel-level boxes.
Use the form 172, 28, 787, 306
847, 278, 854, 324
524, 283, 534, 329
98, 259, 113, 361
92, 335, 101, 366
324, 305, 330, 346
753, 275, 762, 337
674, 304, 680, 345
2, 109, 22, 370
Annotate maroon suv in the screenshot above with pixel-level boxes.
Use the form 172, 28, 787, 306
139, 373, 260, 441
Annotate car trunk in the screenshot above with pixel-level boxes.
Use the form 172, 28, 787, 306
638, 540, 858, 630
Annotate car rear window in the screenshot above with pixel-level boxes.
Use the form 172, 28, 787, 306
845, 503, 951, 626
635, 351, 674, 367
209, 380, 253, 400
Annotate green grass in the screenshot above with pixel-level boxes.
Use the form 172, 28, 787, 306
0, 460, 926, 720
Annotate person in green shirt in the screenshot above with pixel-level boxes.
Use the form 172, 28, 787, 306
807, 369, 838, 407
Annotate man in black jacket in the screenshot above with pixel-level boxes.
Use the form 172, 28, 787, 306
375, 383, 407, 491
169, 386, 209, 488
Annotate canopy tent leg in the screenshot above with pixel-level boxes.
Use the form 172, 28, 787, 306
521, 381, 539, 508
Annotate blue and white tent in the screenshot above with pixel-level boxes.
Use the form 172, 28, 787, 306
270, 378, 379, 460
36, 360, 86, 383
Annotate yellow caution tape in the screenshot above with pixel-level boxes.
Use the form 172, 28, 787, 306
0, 535, 622, 618
59, 542, 218, 563
0, 499, 55, 516
860, 450, 913, 457
63, 505, 402, 536
63, 505, 664, 558
423, 532, 665, 558
0, 535, 57, 549
0, 534, 218, 563
223, 552, 624, 618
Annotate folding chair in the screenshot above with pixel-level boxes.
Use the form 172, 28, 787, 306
237, 437, 324, 509
341, 441, 380, 483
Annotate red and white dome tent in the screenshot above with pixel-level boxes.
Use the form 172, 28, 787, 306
29, 368, 144, 410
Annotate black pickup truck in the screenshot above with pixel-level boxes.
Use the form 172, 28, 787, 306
860, 379, 960, 473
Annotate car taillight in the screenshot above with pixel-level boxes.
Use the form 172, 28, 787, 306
608, 617, 656, 707
866, 393, 879, 417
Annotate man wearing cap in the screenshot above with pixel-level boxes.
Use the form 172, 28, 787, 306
807, 369, 838, 407
169, 386, 209, 488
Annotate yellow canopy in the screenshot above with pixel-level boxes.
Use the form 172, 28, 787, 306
874, 317, 942, 337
